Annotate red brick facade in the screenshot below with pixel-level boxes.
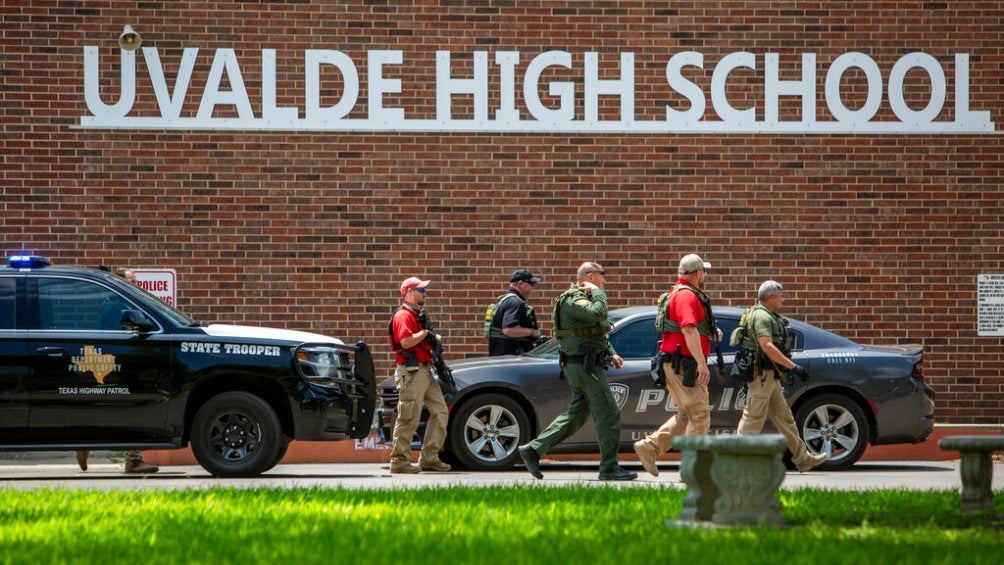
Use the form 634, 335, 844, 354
3, 2, 1002, 423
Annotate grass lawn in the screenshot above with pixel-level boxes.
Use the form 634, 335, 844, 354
0, 486, 1001, 564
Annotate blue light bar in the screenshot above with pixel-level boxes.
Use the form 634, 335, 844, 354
8, 255, 51, 268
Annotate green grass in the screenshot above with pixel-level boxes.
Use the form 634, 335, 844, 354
0, 486, 1001, 564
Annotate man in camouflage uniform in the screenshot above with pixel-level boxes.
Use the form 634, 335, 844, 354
518, 262, 637, 481
736, 280, 827, 472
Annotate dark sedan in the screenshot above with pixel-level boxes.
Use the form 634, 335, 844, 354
378, 306, 935, 471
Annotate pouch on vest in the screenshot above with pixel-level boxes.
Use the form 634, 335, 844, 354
654, 292, 673, 333
728, 348, 755, 383
483, 293, 521, 339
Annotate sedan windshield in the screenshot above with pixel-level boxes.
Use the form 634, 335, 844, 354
527, 314, 628, 360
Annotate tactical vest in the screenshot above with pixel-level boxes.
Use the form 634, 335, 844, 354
733, 304, 791, 372
655, 284, 713, 336
483, 292, 532, 339
388, 305, 425, 353
552, 287, 610, 338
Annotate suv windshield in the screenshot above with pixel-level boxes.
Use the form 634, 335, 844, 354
124, 283, 197, 327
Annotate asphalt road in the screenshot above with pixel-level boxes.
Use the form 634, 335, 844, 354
2, 456, 1002, 493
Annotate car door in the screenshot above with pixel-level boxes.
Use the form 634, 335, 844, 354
559, 316, 665, 447
25, 275, 172, 442
598, 313, 747, 444
0, 275, 30, 440
604, 317, 669, 445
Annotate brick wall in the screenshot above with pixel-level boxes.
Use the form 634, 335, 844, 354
2, 1, 1002, 423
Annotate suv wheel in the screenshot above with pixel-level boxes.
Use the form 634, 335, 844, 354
795, 393, 870, 470
448, 393, 530, 471
191, 391, 283, 477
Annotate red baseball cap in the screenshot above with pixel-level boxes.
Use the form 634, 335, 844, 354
400, 277, 431, 295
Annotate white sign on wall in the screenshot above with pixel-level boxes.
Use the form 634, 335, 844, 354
977, 274, 1004, 337
133, 268, 177, 307
78, 48, 995, 134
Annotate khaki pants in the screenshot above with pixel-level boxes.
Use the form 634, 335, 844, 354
637, 361, 711, 455
736, 370, 812, 465
389, 364, 449, 467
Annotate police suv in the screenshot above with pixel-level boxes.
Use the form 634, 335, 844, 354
0, 256, 375, 477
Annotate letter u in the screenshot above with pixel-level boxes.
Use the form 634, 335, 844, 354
83, 46, 136, 120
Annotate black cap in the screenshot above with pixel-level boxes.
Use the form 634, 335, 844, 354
510, 269, 541, 284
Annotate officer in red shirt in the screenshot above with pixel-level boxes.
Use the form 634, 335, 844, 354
633, 254, 720, 477
387, 277, 450, 474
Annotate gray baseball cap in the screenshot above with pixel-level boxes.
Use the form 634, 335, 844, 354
678, 254, 711, 274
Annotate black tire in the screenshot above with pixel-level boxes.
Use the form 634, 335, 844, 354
191, 391, 284, 478
794, 393, 870, 470
448, 393, 530, 471
270, 439, 291, 468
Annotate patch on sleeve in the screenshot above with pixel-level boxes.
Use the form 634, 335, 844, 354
574, 299, 592, 306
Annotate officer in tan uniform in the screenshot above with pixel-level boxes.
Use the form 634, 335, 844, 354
736, 280, 827, 472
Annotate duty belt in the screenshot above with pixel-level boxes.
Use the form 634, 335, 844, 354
553, 324, 610, 338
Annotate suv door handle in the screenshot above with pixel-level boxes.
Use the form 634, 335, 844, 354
36, 347, 68, 357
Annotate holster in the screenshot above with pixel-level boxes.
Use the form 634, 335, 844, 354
402, 350, 419, 373
680, 357, 698, 387
650, 351, 669, 387
580, 344, 601, 377
669, 344, 699, 387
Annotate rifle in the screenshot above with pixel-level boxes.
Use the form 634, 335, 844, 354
418, 310, 458, 400
701, 295, 725, 378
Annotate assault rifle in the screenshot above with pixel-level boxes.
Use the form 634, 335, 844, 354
418, 310, 458, 401
701, 296, 725, 379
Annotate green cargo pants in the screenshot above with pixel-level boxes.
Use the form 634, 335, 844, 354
528, 362, 622, 474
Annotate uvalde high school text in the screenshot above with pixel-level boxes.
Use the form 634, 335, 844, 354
81, 48, 993, 133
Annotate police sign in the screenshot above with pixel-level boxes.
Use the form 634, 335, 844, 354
133, 268, 177, 307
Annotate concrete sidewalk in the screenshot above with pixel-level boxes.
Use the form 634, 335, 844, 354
1, 459, 1001, 494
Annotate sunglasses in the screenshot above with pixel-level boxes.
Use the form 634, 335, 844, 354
409, 287, 426, 294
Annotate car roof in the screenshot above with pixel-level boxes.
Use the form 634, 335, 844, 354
610, 304, 748, 322
609, 304, 856, 348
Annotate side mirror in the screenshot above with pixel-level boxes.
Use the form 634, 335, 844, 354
120, 309, 155, 333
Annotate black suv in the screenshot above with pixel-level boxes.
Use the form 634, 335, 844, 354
0, 256, 375, 477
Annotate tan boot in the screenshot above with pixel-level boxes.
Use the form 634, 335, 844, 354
420, 460, 451, 472
124, 459, 159, 474
75, 450, 89, 471
389, 462, 421, 474
795, 451, 827, 472
633, 440, 659, 477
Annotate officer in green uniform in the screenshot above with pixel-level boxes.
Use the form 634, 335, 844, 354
518, 262, 637, 481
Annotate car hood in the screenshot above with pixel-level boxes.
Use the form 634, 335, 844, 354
448, 354, 557, 386
201, 324, 344, 346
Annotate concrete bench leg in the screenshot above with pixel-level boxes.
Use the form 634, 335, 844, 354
709, 435, 787, 526
958, 451, 995, 511
673, 434, 787, 526
678, 446, 717, 521
938, 435, 1004, 512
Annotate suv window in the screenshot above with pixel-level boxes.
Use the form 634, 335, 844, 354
0, 278, 15, 329
37, 278, 133, 331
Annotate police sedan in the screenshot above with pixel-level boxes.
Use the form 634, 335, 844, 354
378, 306, 935, 471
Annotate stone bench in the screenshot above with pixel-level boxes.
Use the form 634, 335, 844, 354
938, 435, 1004, 511
672, 434, 788, 526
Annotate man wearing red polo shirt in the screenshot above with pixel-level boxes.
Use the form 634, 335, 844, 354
387, 277, 451, 474
633, 254, 719, 477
